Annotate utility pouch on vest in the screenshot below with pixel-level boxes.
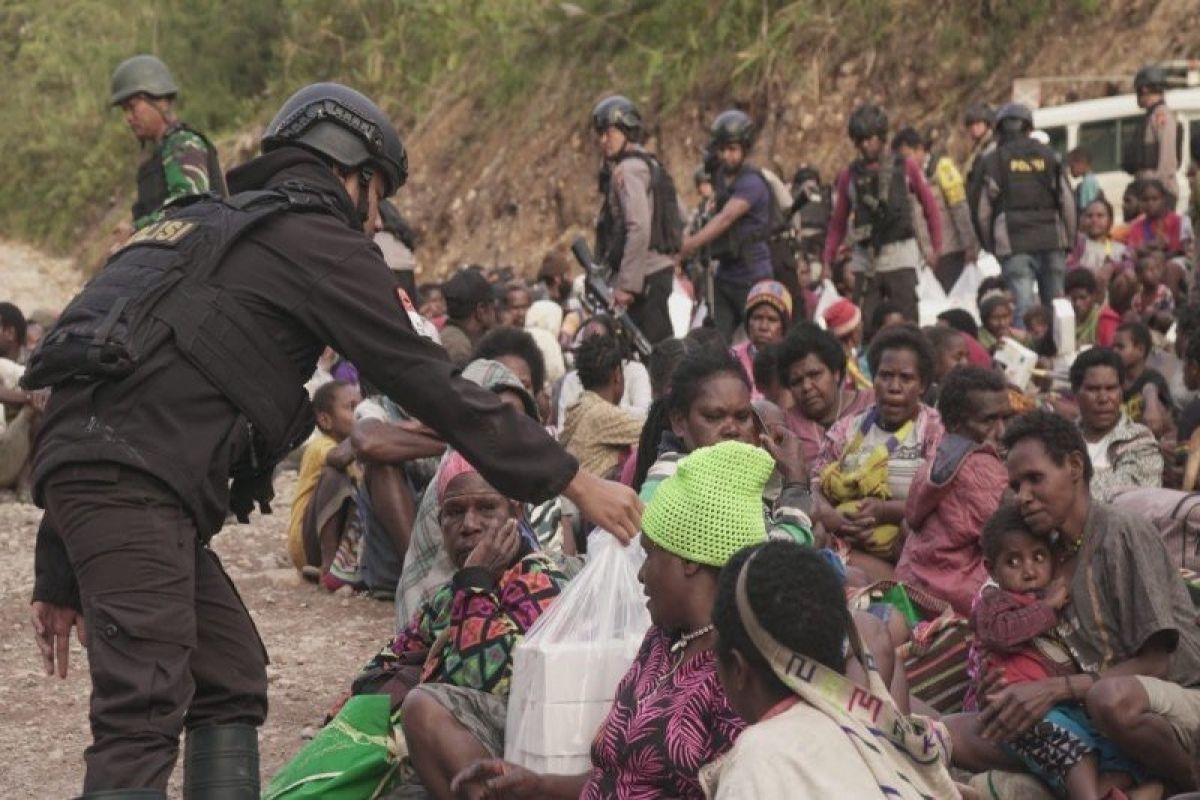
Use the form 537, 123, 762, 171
25, 183, 335, 459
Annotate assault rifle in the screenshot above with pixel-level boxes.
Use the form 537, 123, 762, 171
569, 236, 654, 361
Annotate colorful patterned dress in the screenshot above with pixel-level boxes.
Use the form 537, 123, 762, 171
581, 626, 744, 800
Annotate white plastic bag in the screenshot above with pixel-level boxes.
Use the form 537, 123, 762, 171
810, 278, 842, 324
504, 531, 650, 774
915, 266, 949, 327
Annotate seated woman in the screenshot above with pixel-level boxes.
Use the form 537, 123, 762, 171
389, 358, 545, 628
559, 333, 645, 479
778, 322, 874, 464
450, 441, 777, 799
701, 540, 959, 799
631, 346, 816, 547
812, 326, 944, 581
1126, 178, 1195, 296
899, 366, 1011, 616
269, 452, 568, 798
1070, 347, 1163, 503
1066, 197, 1129, 288
730, 280, 792, 400
945, 412, 1200, 798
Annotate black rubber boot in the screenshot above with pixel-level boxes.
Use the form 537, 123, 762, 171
183, 724, 260, 799
76, 791, 166, 799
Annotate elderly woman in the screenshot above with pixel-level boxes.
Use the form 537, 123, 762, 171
898, 366, 1011, 616
451, 441, 781, 799
1069, 347, 1163, 503
730, 280, 792, 400
778, 323, 874, 465
267, 452, 569, 798
812, 327, 944, 581
701, 540, 959, 799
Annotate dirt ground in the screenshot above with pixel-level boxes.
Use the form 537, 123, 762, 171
0, 470, 397, 797
0, 237, 397, 796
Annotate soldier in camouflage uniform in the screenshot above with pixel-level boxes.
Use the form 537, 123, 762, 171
110, 55, 226, 231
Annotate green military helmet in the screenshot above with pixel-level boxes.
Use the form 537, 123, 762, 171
110, 54, 178, 106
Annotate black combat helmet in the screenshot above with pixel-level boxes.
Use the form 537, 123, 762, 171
110, 55, 178, 106
591, 95, 643, 136
1134, 65, 1168, 93
963, 102, 995, 127
994, 102, 1034, 136
262, 83, 408, 196
709, 109, 755, 148
848, 104, 889, 141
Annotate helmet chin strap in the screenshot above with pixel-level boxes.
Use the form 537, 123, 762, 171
347, 166, 374, 232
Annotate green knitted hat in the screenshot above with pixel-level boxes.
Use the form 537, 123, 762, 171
642, 441, 772, 567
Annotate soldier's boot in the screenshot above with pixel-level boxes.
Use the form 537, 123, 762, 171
183, 724, 260, 799
76, 791, 166, 799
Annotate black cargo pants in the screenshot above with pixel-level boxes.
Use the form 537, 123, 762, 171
625, 267, 676, 345
43, 463, 268, 792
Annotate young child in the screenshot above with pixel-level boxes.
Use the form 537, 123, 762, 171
1023, 306, 1051, 345
1065, 269, 1118, 348
978, 291, 1024, 352
970, 504, 1159, 800
287, 380, 364, 589
1130, 249, 1175, 321
1067, 147, 1101, 214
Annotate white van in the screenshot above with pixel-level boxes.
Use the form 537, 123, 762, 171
1033, 87, 1199, 210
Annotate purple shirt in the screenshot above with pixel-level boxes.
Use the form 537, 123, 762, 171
716, 169, 773, 286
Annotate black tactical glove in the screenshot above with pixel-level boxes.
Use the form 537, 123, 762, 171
229, 470, 275, 524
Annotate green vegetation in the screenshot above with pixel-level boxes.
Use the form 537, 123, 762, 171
2, 0, 1097, 252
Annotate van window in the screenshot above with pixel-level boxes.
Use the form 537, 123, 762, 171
1043, 126, 1068, 159
1078, 115, 1141, 172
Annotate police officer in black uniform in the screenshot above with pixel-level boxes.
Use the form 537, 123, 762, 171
975, 103, 1076, 319
680, 110, 782, 339
27, 83, 642, 799
591, 95, 680, 345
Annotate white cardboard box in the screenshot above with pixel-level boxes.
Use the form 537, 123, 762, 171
508, 636, 642, 704
505, 699, 612, 759
1052, 297, 1075, 357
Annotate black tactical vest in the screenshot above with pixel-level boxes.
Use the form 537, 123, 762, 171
595, 150, 684, 274
992, 138, 1061, 254
132, 123, 228, 222
1122, 100, 1183, 176
709, 165, 774, 259
25, 183, 339, 463
848, 153, 914, 251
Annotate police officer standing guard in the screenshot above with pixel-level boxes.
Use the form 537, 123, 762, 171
975, 103, 1076, 319
592, 95, 681, 345
109, 55, 226, 234
1124, 64, 1181, 207
27, 83, 642, 799
679, 110, 777, 340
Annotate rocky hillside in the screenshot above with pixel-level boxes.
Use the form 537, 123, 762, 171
4, 0, 1198, 283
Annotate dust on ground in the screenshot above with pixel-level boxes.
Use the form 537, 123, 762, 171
1, 238, 82, 314
0, 470, 396, 797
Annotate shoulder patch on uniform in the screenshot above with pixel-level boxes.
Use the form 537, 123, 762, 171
121, 219, 196, 250
1153, 107, 1169, 128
